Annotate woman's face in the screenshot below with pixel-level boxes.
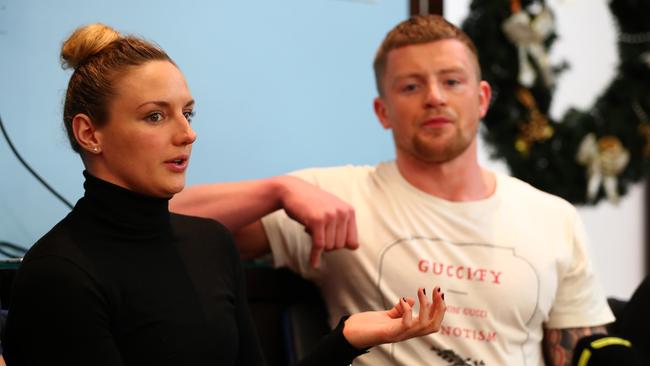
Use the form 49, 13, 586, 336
91, 60, 196, 198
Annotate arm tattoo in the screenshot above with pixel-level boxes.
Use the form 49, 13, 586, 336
543, 326, 608, 366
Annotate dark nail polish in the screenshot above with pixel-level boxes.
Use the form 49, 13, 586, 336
423, 288, 426, 295
437, 288, 441, 293
402, 297, 407, 302
442, 293, 445, 300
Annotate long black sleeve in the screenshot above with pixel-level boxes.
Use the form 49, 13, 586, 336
296, 316, 368, 366
2, 173, 367, 366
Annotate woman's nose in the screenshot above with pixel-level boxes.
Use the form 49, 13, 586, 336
174, 116, 197, 146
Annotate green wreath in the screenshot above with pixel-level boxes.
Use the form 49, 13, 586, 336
462, 0, 650, 205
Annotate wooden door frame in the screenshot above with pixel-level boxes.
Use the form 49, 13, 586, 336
409, 0, 443, 16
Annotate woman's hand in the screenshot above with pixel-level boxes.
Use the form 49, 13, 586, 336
342, 287, 446, 349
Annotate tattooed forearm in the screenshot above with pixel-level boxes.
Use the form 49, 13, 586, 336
542, 326, 608, 366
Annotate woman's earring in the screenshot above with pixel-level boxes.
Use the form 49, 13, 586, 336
92, 146, 101, 153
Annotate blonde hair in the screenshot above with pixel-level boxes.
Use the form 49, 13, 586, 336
61, 23, 173, 152
373, 15, 480, 96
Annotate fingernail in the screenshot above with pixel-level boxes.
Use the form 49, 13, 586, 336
442, 293, 445, 301
402, 297, 407, 302
437, 288, 441, 293
423, 288, 426, 295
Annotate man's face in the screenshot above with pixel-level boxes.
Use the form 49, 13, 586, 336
374, 39, 491, 164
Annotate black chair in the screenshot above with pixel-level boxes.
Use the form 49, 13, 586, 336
244, 265, 330, 366
608, 276, 650, 365
282, 298, 330, 364
606, 297, 628, 334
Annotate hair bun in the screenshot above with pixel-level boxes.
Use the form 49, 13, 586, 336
61, 23, 120, 70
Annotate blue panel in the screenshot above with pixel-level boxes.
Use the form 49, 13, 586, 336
0, 0, 406, 248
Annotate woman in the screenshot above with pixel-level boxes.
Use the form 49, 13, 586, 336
2, 24, 445, 365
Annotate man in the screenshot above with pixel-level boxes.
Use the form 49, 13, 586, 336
172, 15, 613, 365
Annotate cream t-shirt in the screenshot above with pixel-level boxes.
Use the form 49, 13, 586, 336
263, 162, 614, 365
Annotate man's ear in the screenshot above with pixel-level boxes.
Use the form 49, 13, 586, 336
72, 113, 102, 154
374, 97, 391, 130
478, 80, 492, 118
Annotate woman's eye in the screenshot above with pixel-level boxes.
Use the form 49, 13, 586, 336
183, 111, 195, 122
147, 112, 163, 122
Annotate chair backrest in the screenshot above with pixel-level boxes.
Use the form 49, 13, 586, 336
606, 297, 628, 333
245, 264, 329, 366
282, 299, 330, 364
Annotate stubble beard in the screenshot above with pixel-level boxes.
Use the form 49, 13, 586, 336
410, 128, 474, 164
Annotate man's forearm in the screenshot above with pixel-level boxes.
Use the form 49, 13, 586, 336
170, 177, 287, 232
543, 325, 608, 366
171, 175, 359, 267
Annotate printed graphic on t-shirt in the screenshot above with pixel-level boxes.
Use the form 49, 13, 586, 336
376, 236, 540, 365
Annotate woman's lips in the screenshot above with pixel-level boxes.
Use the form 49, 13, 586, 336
164, 156, 189, 172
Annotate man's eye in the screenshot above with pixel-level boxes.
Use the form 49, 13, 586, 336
147, 112, 163, 122
183, 111, 195, 122
402, 84, 418, 92
445, 79, 460, 86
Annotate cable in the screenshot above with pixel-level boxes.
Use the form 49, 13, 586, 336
0, 241, 27, 258
0, 113, 73, 209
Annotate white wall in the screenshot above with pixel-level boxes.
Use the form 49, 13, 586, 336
446, 0, 645, 299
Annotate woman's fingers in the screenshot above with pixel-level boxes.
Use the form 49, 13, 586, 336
390, 286, 447, 340
430, 288, 446, 327
400, 297, 413, 328
420, 286, 445, 334
411, 286, 446, 335
387, 296, 414, 318
416, 287, 431, 324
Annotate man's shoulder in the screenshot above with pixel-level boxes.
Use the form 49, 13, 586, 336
496, 173, 577, 213
289, 164, 379, 185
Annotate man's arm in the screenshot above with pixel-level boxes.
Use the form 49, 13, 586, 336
170, 175, 358, 267
233, 220, 270, 260
543, 325, 608, 366
170, 177, 294, 232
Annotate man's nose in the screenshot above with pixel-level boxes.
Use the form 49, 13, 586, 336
425, 82, 447, 107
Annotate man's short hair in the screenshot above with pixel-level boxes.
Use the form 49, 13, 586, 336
373, 15, 480, 95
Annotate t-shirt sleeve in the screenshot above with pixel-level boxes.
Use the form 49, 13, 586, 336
262, 209, 315, 277
545, 211, 615, 329
3, 256, 125, 366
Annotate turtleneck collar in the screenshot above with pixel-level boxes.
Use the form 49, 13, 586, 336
74, 171, 172, 239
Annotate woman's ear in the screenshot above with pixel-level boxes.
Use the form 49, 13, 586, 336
72, 114, 102, 154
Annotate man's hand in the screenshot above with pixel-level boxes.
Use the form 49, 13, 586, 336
277, 176, 359, 268
169, 175, 358, 266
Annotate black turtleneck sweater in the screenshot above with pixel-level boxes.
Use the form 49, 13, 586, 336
2, 172, 265, 365
3, 173, 365, 366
